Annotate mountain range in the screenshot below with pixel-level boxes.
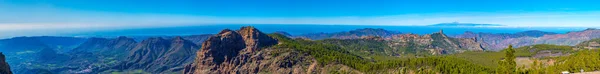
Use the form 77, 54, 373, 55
454, 30, 558, 50
2, 26, 600, 73
0, 35, 213, 73
428, 22, 504, 27
454, 28, 600, 51
296, 28, 402, 40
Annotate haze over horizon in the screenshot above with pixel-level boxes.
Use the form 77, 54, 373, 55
1, 0, 600, 38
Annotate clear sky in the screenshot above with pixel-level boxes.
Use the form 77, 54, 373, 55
1, 0, 600, 37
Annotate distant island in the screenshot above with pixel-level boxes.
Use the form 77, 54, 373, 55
428, 22, 504, 27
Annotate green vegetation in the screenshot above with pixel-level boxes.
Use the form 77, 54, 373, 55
318, 39, 397, 57
575, 38, 600, 48
268, 33, 495, 73
268, 33, 600, 74
450, 51, 504, 68
520, 50, 600, 73
498, 45, 517, 74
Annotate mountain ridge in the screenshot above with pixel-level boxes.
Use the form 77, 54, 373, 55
297, 28, 402, 40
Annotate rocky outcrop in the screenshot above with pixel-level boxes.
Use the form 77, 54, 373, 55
298, 28, 402, 40
117, 36, 200, 73
0, 53, 12, 74
184, 26, 281, 74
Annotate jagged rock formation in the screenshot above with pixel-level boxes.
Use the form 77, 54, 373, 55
298, 28, 401, 40
0, 53, 12, 74
388, 30, 484, 54
184, 26, 287, 74
115, 36, 199, 73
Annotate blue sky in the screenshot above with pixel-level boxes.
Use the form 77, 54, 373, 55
1, 0, 600, 37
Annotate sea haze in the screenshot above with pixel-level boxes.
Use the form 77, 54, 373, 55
62, 24, 588, 38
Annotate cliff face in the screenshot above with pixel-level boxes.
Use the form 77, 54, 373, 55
184, 26, 289, 74
0, 53, 12, 74
388, 30, 484, 54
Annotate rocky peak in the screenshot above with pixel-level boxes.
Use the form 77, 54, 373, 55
0, 53, 12, 74
171, 36, 186, 43
184, 26, 279, 74
237, 26, 278, 51
140, 37, 168, 44
115, 36, 136, 42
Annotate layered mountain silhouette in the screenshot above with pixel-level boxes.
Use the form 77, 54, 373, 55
455, 28, 600, 50
71, 36, 137, 57
7, 26, 600, 73
0, 53, 12, 74
0, 36, 86, 53
298, 28, 401, 40
428, 22, 504, 27
454, 30, 558, 50
113, 36, 199, 73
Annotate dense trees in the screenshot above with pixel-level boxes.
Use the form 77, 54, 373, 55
268, 34, 494, 73
520, 50, 600, 73
269, 33, 600, 74
498, 45, 516, 74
